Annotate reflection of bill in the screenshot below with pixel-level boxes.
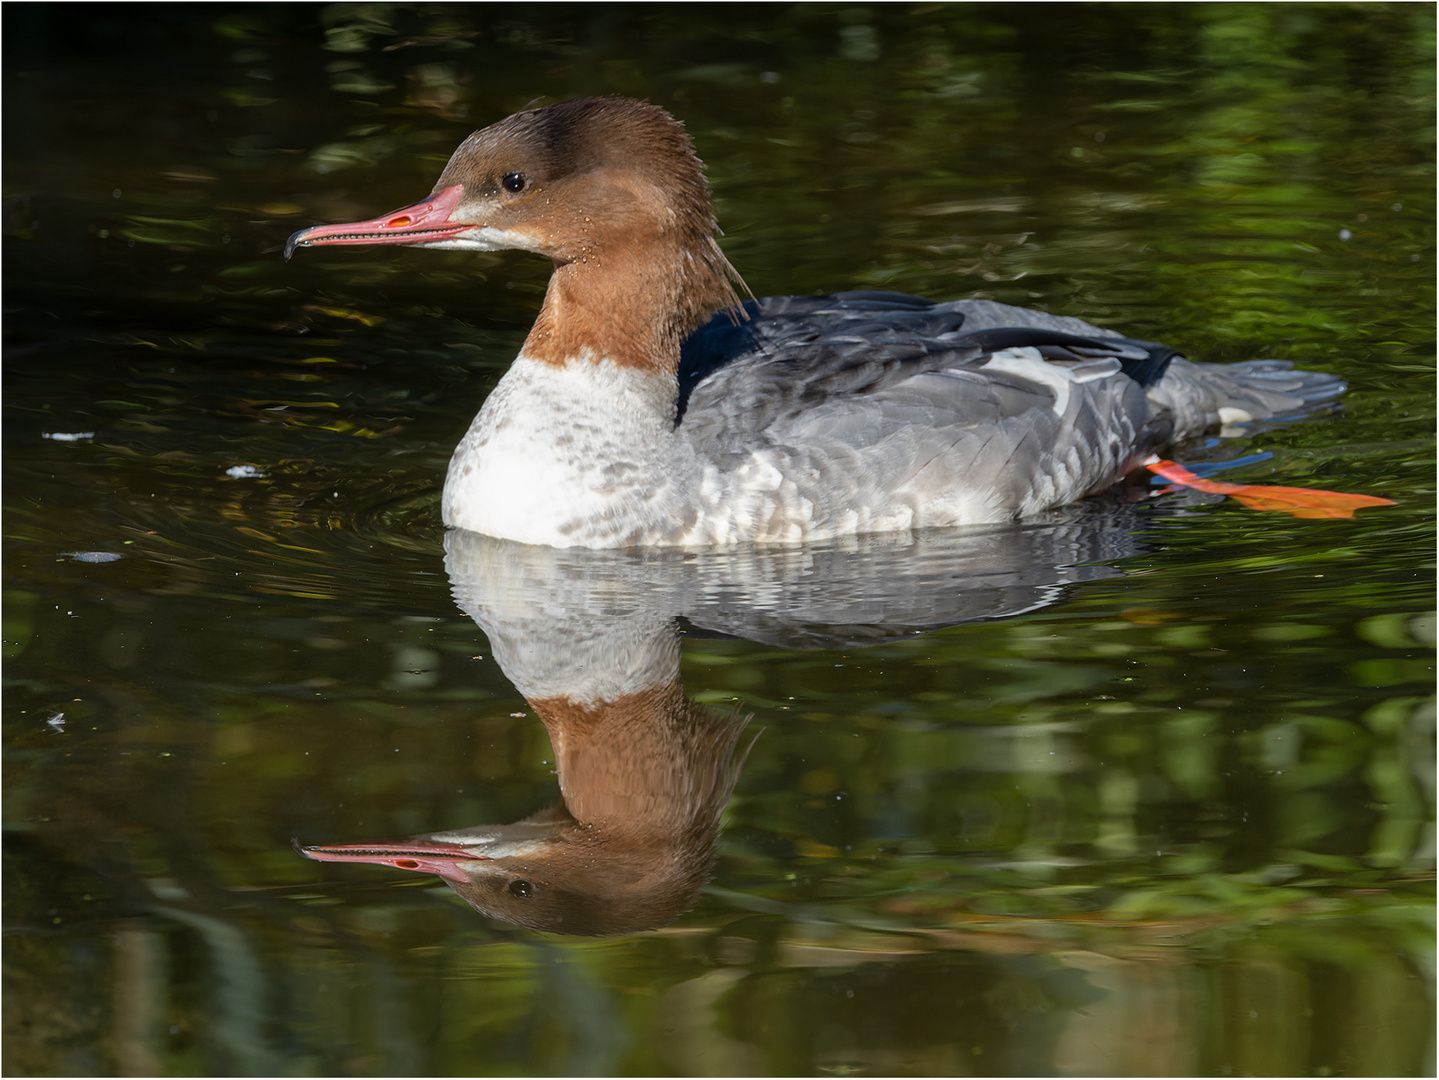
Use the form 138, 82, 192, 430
300, 515, 1147, 934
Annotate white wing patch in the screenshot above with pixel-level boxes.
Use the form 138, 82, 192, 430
1065, 358, 1124, 383
980, 347, 1121, 416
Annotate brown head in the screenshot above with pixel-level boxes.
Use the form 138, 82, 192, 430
287, 96, 746, 371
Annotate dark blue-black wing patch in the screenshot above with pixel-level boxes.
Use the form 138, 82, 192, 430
678, 300, 763, 422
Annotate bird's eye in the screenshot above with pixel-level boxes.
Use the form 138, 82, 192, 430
501, 172, 528, 194
508, 879, 534, 898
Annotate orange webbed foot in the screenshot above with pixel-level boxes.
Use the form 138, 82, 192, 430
1144, 458, 1395, 520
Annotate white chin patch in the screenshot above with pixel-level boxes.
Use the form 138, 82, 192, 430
424, 226, 541, 253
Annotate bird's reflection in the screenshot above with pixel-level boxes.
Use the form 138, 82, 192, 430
301, 504, 1151, 934
301, 683, 752, 935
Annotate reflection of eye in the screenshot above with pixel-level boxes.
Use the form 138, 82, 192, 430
501, 172, 528, 194
508, 879, 535, 898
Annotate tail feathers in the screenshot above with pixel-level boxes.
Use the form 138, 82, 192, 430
1148, 357, 1345, 440
1210, 358, 1347, 405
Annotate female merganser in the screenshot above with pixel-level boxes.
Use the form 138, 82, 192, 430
286, 96, 1388, 547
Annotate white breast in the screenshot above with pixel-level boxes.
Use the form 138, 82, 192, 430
442, 354, 702, 548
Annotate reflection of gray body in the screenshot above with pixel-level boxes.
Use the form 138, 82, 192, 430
449, 510, 1148, 656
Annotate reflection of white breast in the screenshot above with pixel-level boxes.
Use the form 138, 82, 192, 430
444, 530, 685, 705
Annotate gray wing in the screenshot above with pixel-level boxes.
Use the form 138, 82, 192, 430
679, 295, 1165, 521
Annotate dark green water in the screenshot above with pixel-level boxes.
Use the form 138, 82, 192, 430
4, 5, 1433, 1076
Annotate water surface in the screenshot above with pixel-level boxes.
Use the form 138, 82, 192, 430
4, 5, 1433, 1076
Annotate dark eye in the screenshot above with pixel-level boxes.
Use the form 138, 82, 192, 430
501, 172, 528, 194
508, 879, 534, 898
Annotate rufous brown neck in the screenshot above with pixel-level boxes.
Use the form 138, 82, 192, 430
523, 231, 741, 373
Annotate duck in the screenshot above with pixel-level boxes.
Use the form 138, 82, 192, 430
286, 96, 1389, 548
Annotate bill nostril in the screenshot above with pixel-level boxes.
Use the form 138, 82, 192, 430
395, 859, 419, 869
387, 214, 414, 228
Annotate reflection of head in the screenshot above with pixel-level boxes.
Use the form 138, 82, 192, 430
302, 681, 752, 936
